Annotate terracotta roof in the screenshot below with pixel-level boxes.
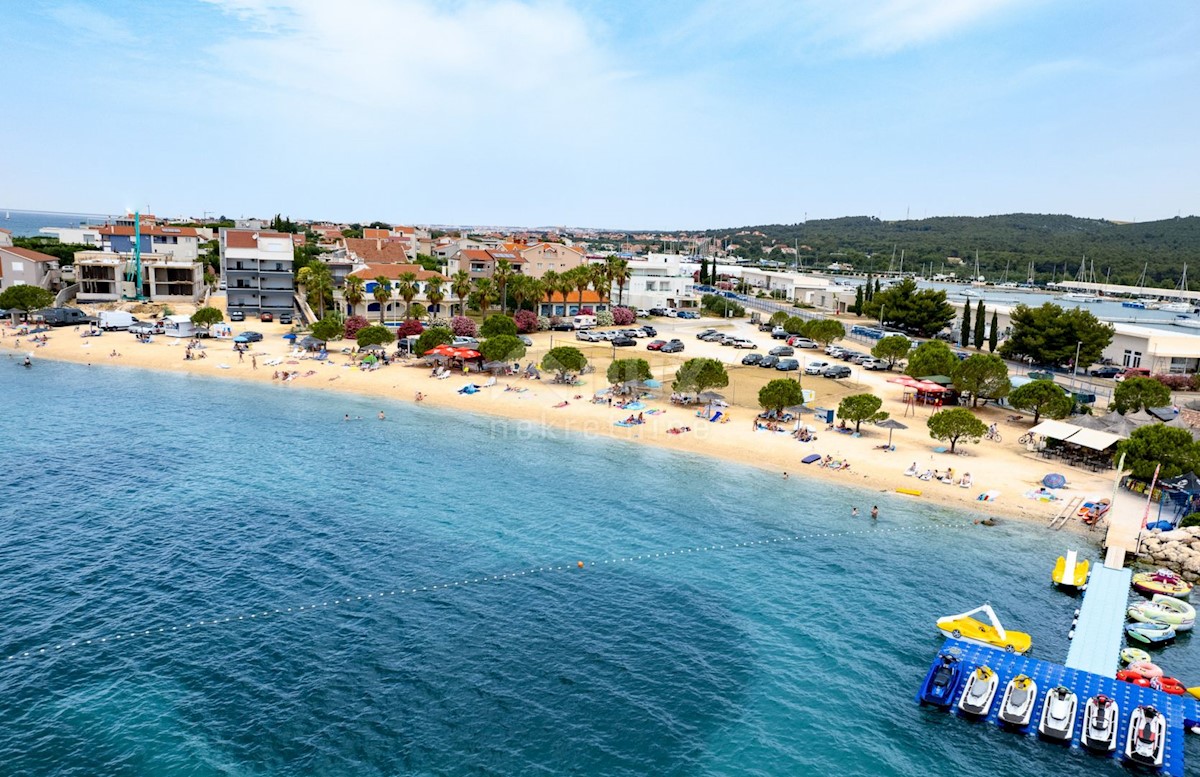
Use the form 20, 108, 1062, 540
224, 229, 292, 249
460, 249, 493, 263
0, 227, 11, 234
543, 289, 602, 303
487, 250, 525, 264
345, 237, 412, 263
362, 228, 391, 239
98, 225, 199, 237
0, 246, 59, 263
349, 263, 442, 282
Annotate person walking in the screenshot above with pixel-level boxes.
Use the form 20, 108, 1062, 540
251, 354, 257, 370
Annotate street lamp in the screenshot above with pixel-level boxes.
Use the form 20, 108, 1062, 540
1071, 340, 1082, 389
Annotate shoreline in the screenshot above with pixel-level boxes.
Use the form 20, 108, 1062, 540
1, 320, 1117, 535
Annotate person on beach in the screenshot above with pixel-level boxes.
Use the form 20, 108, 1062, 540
783, 472, 789, 480
344, 414, 350, 422
415, 392, 425, 402
251, 355, 257, 370
870, 506, 879, 520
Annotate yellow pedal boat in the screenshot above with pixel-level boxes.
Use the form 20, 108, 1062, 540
937, 603, 1033, 654
1052, 550, 1089, 589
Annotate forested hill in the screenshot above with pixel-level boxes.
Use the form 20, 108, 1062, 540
699, 214, 1200, 288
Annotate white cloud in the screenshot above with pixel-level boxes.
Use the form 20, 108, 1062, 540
48, 2, 136, 44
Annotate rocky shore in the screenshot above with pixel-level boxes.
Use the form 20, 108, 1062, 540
1136, 526, 1200, 583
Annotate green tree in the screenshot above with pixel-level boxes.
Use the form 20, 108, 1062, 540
672, 357, 730, 395
300, 263, 333, 317
960, 301, 972, 348
342, 275, 366, 316
802, 319, 846, 348
973, 300, 986, 349
988, 311, 999, 352
905, 340, 958, 378
769, 310, 790, 327
999, 302, 1115, 368
493, 258, 513, 314
480, 334, 526, 363
311, 315, 344, 342
541, 269, 561, 315
860, 277, 954, 337
542, 346, 588, 380
451, 270, 472, 316
190, 306, 223, 327
926, 408, 987, 453
1007, 380, 1072, 424
783, 315, 807, 335
356, 325, 395, 347
611, 258, 632, 305
1113, 376, 1172, 415
474, 277, 497, 317
607, 358, 652, 385
852, 285, 863, 315
1116, 425, 1200, 480
838, 393, 889, 433
372, 276, 394, 323
0, 285, 54, 312
871, 335, 911, 369
480, 314, 517, 338
758, 379, 805, 415
425, 276, 446, 317
395, 271, 419, 318
415, 326, 454, 355
951, 354, 1012, 408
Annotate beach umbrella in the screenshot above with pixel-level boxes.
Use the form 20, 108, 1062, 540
454, 348, 481, 359
698, 391, 725, 402
361, 354, 378, 364
875, 418, 908, 447
785, 404, 815, 415
644, 379, 663, 388
282, 332, 297, 341
1043, 473, 1067, 489
425, 344, 455, 356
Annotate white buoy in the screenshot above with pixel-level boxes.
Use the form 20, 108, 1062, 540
1068, 630, 1075, 639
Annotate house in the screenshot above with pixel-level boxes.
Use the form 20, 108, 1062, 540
75, 251, 206, 303
447, 249, 527, 281
345, 237, 415, 265
0, 246, 59, 290
38, 225, 103, 247
96, 225, 200, 260
0, 228, 11, 247
344, 263, 447, 320
538, 289, 610, 318
219, 228, 295, 317
614, 254, 700, 311
518, 243, 586, 278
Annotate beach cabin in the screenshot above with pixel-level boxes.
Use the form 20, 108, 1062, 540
163, 315, 201, 338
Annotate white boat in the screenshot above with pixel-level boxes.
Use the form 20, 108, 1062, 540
1160, 301, 1193, 313
997, 674, 1037, 726
1038, 686, 1078, 741
1172, 317, 1200, 330
1061, 292, 1100, 303
957, 665, 999, 717
1125, 705, 1166, 767
1080, 695, 1119, 752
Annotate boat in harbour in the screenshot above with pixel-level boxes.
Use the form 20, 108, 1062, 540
1161, 301, 1194, 313
1061, 292, 1100, 303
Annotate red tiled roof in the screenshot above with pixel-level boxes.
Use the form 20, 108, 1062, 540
345, 237, 412, 263
99, 225, 199, 237
349, 263, 442, 282
487, 250, 525, 264
363, 228, 391, 238
460, 249, 493, 262
0, 246, 59, 263
224, 229, 292, 249
0, 227, 11, 234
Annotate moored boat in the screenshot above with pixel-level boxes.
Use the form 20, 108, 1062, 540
1051, 550, 1088, 589
957, 665, 999, 717
919, 654, 962, 708
1125, 620, 1177, 646
1124, 705, 1166, 767
997, 674, 1037, 727
935, 603, 1032, 654
1080, 695, 1119, 752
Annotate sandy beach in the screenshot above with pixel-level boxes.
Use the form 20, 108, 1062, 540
1, 309, 1122, 532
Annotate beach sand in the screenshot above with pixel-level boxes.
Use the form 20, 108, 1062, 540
1, 312, 1121, 533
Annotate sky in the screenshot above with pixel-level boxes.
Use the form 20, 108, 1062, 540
1, 0, 1198, 229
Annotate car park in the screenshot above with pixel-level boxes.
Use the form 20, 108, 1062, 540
696, 328, 719, 340
788, 337, 818, 349
612, 336, 637, 347
279, 312, 293, 325
771, 327, 789, 339
731, 338, 757, 349
804, 360, 829, 375
758, 355, 780, 368
260, 312, 274, 322
576, 330, 600, 342
741, 353, 763, 365
639, 325, 657, 337
1089, 366, 1121, 378
660, 339, 685, 353
229, 310, 245, 322
823, 365, 852, 379
775, 358, 800, 371
769, 345, 794, 357
646, 339, 667, 351
862, 357, 890, 370
233, 331, 264, 343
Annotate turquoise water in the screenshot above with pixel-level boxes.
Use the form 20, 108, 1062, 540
0, 360, 1195, 775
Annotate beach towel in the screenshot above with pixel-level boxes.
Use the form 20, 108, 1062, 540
801, 454, 822, 464
614, 421, 636, 427
458, 385, 480, 395
710, 412, 723, 423
645, 409, 665, 416
553, 402, 569, 408
978, 490, 1001, 502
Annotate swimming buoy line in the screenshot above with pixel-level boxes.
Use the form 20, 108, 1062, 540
3, 522, 971, 666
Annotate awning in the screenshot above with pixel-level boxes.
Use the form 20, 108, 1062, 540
1064, 427, 1122, 450
1028, 419, 1081, 440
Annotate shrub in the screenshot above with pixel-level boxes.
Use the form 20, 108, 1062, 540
1180, 513, 1200, 528
596, 309, 615, 326
1153, 373, 1192, 390
415, 326, 453, 355
396, 319, 424, 338
429, 316, 450, 330
537, 315, 552, 331
356, 325, 395, 347
514, 309, 538, 334
580, 307, 594, 316
342, 315, 370, 339
451, 315, 477, 336
480, 315, 517, 338
612, 306, 636, 325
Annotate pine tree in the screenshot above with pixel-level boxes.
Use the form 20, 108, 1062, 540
988, 311, 999, 352
973, 300, 986, 349
960, 302, 972, 348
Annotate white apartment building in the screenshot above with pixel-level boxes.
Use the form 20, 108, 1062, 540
614, 254, 699, 310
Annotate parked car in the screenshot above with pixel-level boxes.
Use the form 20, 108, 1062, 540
260, 312, 274, 322
646, 339, 667, 351
1116, 367, 1151, 382
660, 339, 685, 353
518, 335, 533, 346
452, 336, 479, 347
953, 350, 969, 361
771, 327, 789, 339
636, 309, 650, 317
719, 335, 740, 346
677, 311, 700, 319
824, 344, 844, 356
742, 353, 763, 366
639, 325, 657, 337
1028, 370, 1055, 381
234, 331, 264, 343
839, 350, 863, 361
823, 365, 852, 379
862, 357, 890, 370
696, 328, 719, 340
648, 308, 668, 316
551, 320, 574, 331
775, 358, 800, 371
851, 353, 873, 365
279, 312, 293, 325
788, 337, 818, 349
700, 332, 726, 342
758, 322, 774, 332
1089, 366, 1122, 378
129, 321, 166, 336
804, 360, 830, 375
612, 336, 637, 347
769, 345, 794, 357
758, 355, 781, 368
576, 330, 601, 342
731, 338, 757, 349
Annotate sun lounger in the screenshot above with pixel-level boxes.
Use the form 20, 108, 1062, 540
709, 411, 723, 423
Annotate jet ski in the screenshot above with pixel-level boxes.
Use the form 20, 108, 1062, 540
957, 665, 999, 717
1125, 705, 1166, 767
1125, 620, 1177, 646
1038, 685, 1078, 742
1080, 695, 1119, 752
997, 674, 1037, 727
919, 654, 962, 708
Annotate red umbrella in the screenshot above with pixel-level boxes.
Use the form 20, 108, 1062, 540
425, 344, 455, 356
453, 348, 481, 359
917, 381, 947, 393
888, 375, 919, 386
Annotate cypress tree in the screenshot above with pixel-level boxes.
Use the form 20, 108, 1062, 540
874, 278, 881, 297
973, 300, 986, 349
988, 311, 999, 352
865, 272, 873, 302
853, 284, 863, 315
960, 302, 972, 348
700, 256, 708, 285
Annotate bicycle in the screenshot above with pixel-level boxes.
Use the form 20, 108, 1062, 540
1018, 432, 1035, 445
985, 428, 1002, 443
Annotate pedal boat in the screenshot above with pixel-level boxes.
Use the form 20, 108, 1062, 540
936, 603, 1032, 654
1051, 550, 1089, 590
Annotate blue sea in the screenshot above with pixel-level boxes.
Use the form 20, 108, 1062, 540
1, 209, 123, 238
0, 360, 1195, 776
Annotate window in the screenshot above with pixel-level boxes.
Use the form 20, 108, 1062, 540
1122, 350, 1143, 368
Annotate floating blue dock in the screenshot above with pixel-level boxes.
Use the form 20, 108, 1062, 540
918, 639, 1199, 776
1064, 565, 1133, 675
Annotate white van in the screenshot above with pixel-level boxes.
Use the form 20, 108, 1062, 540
98, 311, 139, 331
572, 314, 597, 330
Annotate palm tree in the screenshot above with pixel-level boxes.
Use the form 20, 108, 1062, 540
571, 266, 590, 311
425, 276, 445, 318
589, 263, 610, 306
611, 258, 632, 306
541, 270, 560, 317
508, 274, 529, 312
396, 271, 419, 318
474, 277, 496, 318
493, 258, 513, 315
342, 275, 365, 317
372, 276, 393, 324
525, 278, 546, 316
302, 263, 333, 318
451, 270, 472, 316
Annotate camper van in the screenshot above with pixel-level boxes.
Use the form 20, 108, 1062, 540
572, 314, 597, 330
39, 307, 95, 327
98, 311, 139, 331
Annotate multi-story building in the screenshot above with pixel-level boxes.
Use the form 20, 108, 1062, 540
614, 254, 700, 311
0, 246, 59, 290
75, 251, 205, 303
517, 242, 586, 279
220, 228, 295, 317
96, 225, 200, 260
343, 263, 446, 320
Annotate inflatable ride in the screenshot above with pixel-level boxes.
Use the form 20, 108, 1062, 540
1132, 568, 1193, 599
1127, 594, 1195, 631
1117, 665, 1189, 696
936, 603, 1032, 654
1051, 550, 1089, 590
1125, 620, 1177, 646
1119, 647, 1151, 666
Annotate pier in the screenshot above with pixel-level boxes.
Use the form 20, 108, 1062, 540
1063, 565, 1132, 676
